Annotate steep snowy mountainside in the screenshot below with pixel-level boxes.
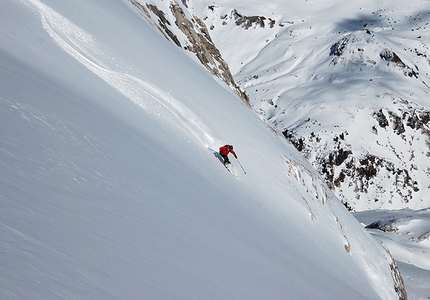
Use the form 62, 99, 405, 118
1, 0, 406, 299
190, 0, 430, 211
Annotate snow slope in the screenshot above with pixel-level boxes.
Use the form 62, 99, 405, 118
1, 0, 405, 299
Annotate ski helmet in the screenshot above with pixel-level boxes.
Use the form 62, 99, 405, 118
229, 145, 233, 149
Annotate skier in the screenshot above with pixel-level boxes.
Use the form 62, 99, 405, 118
219, 144, 237, 165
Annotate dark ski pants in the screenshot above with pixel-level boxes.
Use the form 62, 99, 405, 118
221, 154, 231, 165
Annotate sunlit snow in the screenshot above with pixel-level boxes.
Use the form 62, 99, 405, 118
1, 0, 429, 299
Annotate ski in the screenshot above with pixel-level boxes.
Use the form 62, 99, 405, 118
224, 163, 238, 177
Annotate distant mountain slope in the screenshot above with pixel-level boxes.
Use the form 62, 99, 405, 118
234, 2, 430, 212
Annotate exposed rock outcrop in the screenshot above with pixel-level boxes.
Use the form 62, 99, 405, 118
170, 3, 249, 105
129, 0, 249, 106
283, 99, 428, 211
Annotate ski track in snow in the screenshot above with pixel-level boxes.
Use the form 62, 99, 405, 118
21, 0, 219, 149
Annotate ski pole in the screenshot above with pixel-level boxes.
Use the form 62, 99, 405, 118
236, 157, 246, 174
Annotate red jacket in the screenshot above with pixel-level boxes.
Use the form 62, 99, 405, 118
219, 145, 237, 157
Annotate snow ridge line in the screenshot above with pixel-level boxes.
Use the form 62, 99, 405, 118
21, 0, 219, 148
284, 157, 401, 300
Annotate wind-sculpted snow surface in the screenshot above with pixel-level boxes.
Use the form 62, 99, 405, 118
22, 0, 220, 148
1, 0, 406, 299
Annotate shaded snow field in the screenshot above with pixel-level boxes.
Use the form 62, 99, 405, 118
354, 209, 430, 299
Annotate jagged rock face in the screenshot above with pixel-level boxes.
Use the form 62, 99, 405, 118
284, 98, 430, 211
128, 0, 249, 106
228, 9, 276, 29
390, 259, 408, 300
